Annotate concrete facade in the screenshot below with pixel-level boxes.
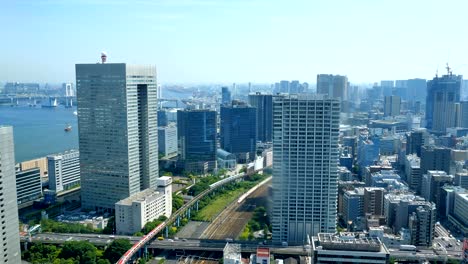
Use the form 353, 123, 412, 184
0, 126, 21, 263
272, 95, 340, 244
76, 63, 159, 211
47, 149, 80, 193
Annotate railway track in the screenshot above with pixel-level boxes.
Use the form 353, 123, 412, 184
200, 179, 271, 240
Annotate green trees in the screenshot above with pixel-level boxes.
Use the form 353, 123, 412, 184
102, 216, 115, 234
103, 239, 133, 263
239, 206, 270, 240
59, 241, 98, 264
172, 194, 184, 212
24, 241, 97, 264
23, 241, 119, 263
22, 243, 60, 263
142, 215, 168, 234
40, 219, 100, 234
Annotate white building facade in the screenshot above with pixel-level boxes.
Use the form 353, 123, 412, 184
47, 149, 80, 193
272, 95, 340, 244
115, 176, 172, 235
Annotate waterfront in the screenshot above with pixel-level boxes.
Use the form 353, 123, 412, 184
0, 105, 78, 162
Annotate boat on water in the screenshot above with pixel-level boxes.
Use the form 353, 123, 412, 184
64, 124, 72, 132
73, 111, 78, 116
42, 97, 58, 108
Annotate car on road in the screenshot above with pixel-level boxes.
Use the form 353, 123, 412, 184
182, 238, 187, 242
168, 239, 174, 242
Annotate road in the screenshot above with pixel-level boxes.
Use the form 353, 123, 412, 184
200, 179, 270, 240
23, 234, 308, 256
433, 223, 464, 260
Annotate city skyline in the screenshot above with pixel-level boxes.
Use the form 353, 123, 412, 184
2, 0, 468, 84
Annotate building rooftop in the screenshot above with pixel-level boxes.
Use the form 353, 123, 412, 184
317, 233, 383, 252
406, 154, 420, 167
115, 188, 163, 206
223, 243, 241, 260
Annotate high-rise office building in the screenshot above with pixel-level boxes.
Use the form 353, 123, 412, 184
272, 95, 340, 244
460, 101, 468, 128
405, 129, 427, 157
384, 95, 401, 117
407, 78, 427, 103
221, 86, 231, 105
421, 170, 453, 204
0, 126, 21, 263
420, 146, 451, 175
317, 74, 348, 101
47, 150, 80, 193
177, 109, 217, 173
426, 72, 462, 133
248, 93, 273, 143
381, 80, 394, 97
157, 110, 169, 127
76, 62, 158, 211
220, 103, 257, 163
158, 124, 178, 159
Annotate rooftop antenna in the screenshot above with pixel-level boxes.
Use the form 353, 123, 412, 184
446, 63, 452, 76
101, 52, 107, 63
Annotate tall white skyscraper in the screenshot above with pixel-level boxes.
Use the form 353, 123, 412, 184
76, 62, 159, 211
0, 126, 21, 263
272, 95, 340, 244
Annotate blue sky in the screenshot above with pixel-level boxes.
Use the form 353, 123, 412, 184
1, 0, 468, 84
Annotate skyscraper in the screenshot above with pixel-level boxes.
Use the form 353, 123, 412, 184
248, 93, 273, 143
272, 95, 340, 244
221, 86, 231, 105
426, 71, 462, 133
0, 126, 21, 263
220, 102, 257, 163
406, 129, 427, 157
460, 101, 468, 128
76, 62, 158, 211
177, 109, 217, 173
316, 74, 348, 101
407, 78, 427, 103
384, 95, 401, 117
420, 146, 451, 175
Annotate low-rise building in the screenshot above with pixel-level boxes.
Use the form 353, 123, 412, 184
312, 233, 389, 264
223, 243, 241, 264
217, 149, 237, 170
19, 157, 48, 177
115, 176, 172, 235
47, 149, 80, 193
16, 167, 42, 206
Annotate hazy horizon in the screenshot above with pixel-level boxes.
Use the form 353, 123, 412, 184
2, 0, 468, 84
